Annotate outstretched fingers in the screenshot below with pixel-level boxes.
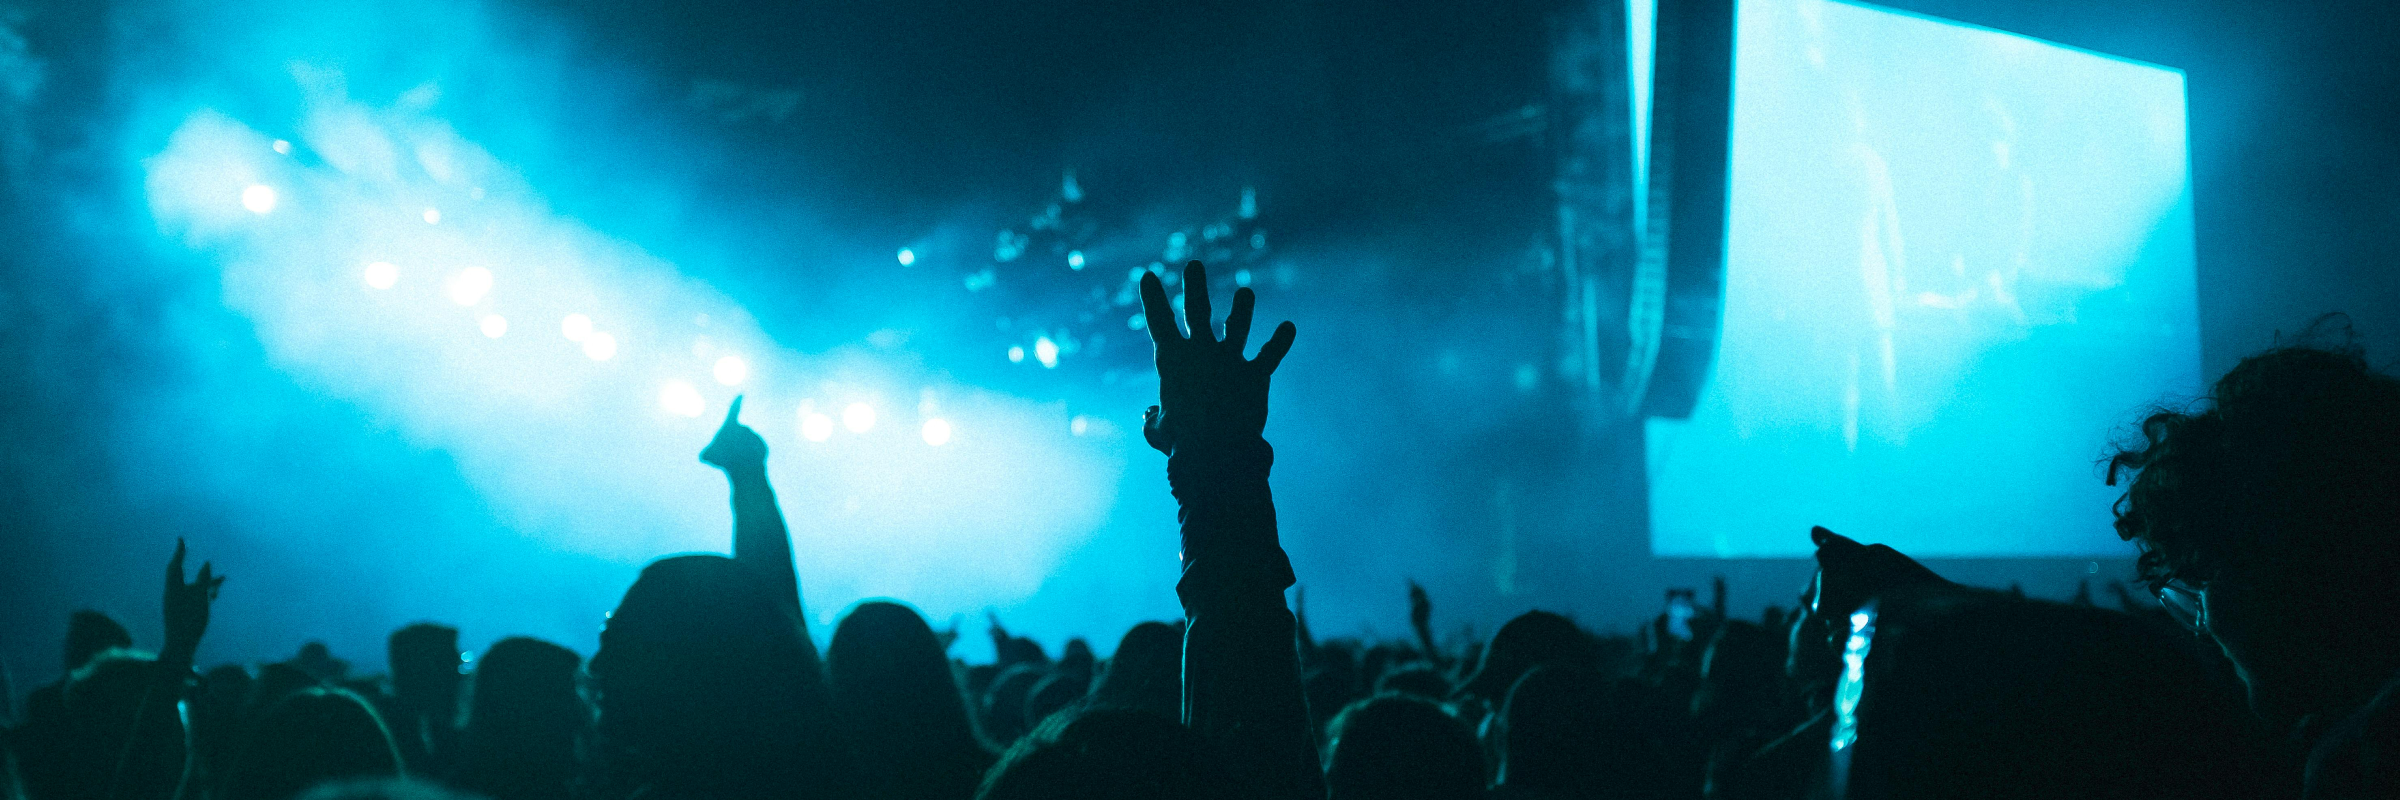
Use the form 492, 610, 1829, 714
1182, 261, 1214, 343
721, 395, 746, 430
169, 538, 187, 586
1253, 321, 1297, 373
1225, 287, 1256, 353
1139, 271, 1180, 345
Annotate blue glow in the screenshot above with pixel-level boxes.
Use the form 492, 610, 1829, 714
560, 313, 593, 342
896, 247, 916, 266
447, 266, 493, 306
1066, 250, 1085, 270
922, 418, 953, 446
842, 402, 877, 433
713, 355, 748, 386
581, 331, 617, 361
660, 381, 705, 418
242, 184, 278, 214
799, 409, 836, 442
1647, 0, 2200, 557
1033, 336, 1060, 369
140, 84, 1123, 636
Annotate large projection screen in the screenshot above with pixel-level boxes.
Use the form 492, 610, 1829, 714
1647, 0, 2200, 557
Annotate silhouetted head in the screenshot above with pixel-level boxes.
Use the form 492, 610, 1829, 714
192, 665, 257, 774
827, 601, 993, 800
1324, 694, 1485, 800
28, 651, 181, 800
1025, 669, 1091, 731
976, 708, 1221, 800
220, 687, 404, 800
64, 651, 161, 734
1087, 621, 1183, 720
980, 662, 1047, 746
2109, 333, 2400, 722
1693, 620, 1784, 731
63, 611, 131, 673
1455, 611, 1599, 704
1374, 664, 1452, 701
1834, 587, 2270, 800
589, 554, 841, 799
387, 624, 461, 712
455, 637, 583, 800
1494, 666, 1665, 798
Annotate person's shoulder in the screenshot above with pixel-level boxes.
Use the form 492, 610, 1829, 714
2303, 670, 2400, 799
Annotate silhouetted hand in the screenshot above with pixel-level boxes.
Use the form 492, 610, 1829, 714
700, 396, 768, 477
164, 538, 223, 660
1140, 260, 1297, 455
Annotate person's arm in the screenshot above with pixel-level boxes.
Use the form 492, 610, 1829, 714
108, 540, 219, 800
1408, 581, 1446, 669
1139, 261, 1318, 800
701, 398, 803, 614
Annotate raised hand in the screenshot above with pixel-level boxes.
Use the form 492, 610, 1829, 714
700, 396, 768, 477
1140, 260, 1297, 455
1408, 581, 1432, 631
164, 538, 223, 660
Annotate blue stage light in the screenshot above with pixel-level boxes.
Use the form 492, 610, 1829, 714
364, 261, 398, 290
921, 418, 952, 446
1033, 336, 1059, 369
581, 331, 617, 361
897, 248, 916, 266
842, 402, 876, 433
447, 267, 492, 306
479, 315, 508, 338
659, 381, 704, 417
713, 355, 748, 386
242, 184, 277, 214
800, 409, 835, 442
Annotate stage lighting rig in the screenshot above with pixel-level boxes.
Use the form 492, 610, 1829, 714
959, 170, 1275, 384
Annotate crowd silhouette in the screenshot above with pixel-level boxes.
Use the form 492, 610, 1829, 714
6, 263, 2398, 800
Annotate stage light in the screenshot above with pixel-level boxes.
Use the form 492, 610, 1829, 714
921, 418, 952, 446
659, 381, 704, 417
1070, 415, 1090, 436
241, 184, 277, 214
896, 248, 916, 266
364, 261, 398, 289
800, 411, 834, 442
272, 139, 291, 154
1128, 314, 1145, 331
1067, 250, 1085, 269
583, 331, 617, 361
447, 267, 493, 305
842, 402, 876, 433
1234, 268, 1252, 287
561, 313, 592, 342
422, 207, 442, 224
713, 355, 748, 386
479, 315, 508, 338
1033, 336, 1059, 369
1007, 345, 1025, 363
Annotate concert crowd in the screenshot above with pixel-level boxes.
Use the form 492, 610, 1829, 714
8, 264, 2398, 800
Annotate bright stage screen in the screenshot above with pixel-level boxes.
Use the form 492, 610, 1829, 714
1647, 0, 2200, 557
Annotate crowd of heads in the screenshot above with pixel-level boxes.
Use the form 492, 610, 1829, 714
7, 289, 2400, 800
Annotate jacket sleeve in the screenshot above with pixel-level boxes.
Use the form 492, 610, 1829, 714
1172, 436, 1322, 800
